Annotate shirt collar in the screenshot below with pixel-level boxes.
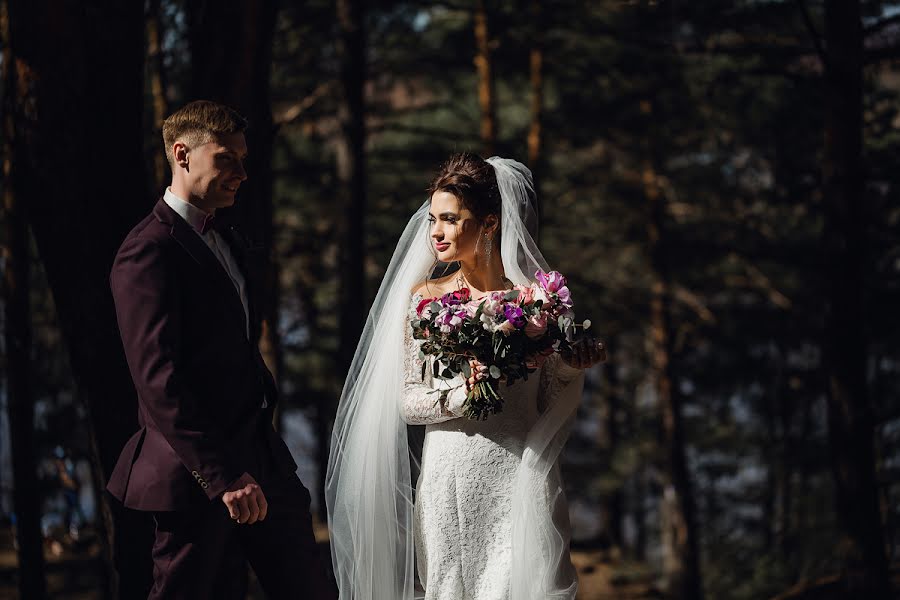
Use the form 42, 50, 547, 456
163, 188, 214, 235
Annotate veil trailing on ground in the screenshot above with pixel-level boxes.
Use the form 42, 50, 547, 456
325, 157, 584, 600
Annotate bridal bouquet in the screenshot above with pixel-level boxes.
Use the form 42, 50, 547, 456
410, 270, 590, 421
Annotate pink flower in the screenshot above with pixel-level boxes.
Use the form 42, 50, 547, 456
440, 287, 471, 306
535, 270, 566, 293
535, 270, 572, 311
556, 286, 572, 309
514, 284, 535, 305
524, 312, 548, 339
480, 292, 503, 316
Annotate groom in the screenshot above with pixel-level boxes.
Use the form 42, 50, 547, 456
107, 100, 336, 599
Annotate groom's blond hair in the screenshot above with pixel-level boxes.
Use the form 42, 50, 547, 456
162, 100, 247, 168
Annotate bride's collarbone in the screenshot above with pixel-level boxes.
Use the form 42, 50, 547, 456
411, 274, 455, 299
412, 273, 509, 300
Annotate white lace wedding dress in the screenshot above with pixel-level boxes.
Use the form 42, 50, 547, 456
401, 294, 581, 600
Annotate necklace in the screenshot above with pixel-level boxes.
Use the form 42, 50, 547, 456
455, 264, 511, 293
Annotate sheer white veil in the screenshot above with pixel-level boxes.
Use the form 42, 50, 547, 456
325, 157, 584, 599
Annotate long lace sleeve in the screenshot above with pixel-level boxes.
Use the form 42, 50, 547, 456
537, 352, 584, 414
400, 296, 467, 425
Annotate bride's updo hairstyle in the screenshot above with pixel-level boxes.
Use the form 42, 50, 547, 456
427, 152, 502, 237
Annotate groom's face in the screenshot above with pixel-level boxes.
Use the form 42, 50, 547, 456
183, 132, 248, 211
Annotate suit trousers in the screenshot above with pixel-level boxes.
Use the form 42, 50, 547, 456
147, 416, 337, 600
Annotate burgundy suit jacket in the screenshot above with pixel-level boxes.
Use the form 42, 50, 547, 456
107, 199, 296, 511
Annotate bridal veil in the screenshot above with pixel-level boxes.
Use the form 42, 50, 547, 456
325, 157, 584, 599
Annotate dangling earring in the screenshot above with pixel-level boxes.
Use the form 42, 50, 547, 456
485, 234, 493, 261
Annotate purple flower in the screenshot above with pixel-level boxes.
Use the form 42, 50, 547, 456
556, 286, 572, 308
503, 304, 526, 328
436, 307, 467, 333
440, 287, 471, 307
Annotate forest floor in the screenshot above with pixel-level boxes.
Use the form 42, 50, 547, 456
3, 521, 898, 599
0, 520, 659, 599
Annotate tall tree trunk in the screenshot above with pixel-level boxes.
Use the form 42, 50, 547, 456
821, 1, 891, 596
3, 149, 47, 600
762, 354, 784, 554
473, 0, 496, 157
6, 1, 154, 597
633, 467, 647, 561
335, 0, 366, 379
777, 377, 794, 560
1, 5, 46, 595
186, 0, 283, 425
330, 0, 367, 514
527, 0, 543, 222
598, 352, 624, 549
146, 0, 170, 194
762, 381, 777, 553
645, 160, 703, 600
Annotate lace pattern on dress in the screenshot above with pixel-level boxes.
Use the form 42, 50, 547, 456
401, 294, 467, 425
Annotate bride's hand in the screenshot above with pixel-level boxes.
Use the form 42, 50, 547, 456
561, 336, 607, 369
466, 359, 490, 391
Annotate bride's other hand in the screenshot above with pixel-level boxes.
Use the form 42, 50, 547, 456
561, 337, 607, 369
466, 359, 490, 391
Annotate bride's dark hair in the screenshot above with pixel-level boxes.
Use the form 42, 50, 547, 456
421, 152, 503, 289
427, 152, 501, 226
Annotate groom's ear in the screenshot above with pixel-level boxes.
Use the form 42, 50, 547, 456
173, 141, 190, 170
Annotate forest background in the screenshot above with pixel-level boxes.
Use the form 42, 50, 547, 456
0, 1, 899, 599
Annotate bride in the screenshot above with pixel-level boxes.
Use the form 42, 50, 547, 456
326, 153, 606, 600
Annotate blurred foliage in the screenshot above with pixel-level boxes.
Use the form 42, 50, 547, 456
2, 0, 900, 598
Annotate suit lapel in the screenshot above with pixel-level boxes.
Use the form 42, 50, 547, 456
153, 199, 250, 335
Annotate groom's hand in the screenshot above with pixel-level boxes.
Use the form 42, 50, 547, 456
221, 472, 268, 525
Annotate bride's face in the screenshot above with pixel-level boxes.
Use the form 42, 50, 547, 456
429, 191, 483, 264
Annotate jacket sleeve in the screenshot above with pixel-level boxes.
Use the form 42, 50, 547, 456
400, 299, 467, 425
111, 236, 238, 500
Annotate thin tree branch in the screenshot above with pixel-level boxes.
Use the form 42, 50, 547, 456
795, 0, 829, 66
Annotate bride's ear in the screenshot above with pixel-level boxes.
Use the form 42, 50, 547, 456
483, 214, 499, 236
